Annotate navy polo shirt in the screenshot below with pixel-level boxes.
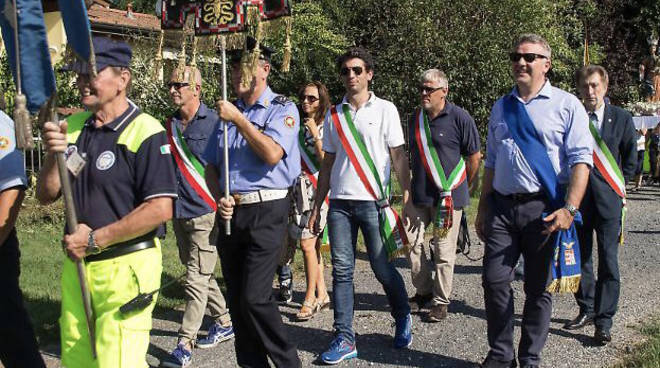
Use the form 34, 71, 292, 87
65, 102, 178, 238
409, 102, 481, 209
170, 102, 218, 219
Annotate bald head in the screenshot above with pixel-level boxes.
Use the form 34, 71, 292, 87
169, 66, 202, 88
169, 65, 202, 112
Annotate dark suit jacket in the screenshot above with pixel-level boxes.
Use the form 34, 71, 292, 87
581, 104, 637, 220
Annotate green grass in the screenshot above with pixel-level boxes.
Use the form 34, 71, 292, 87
612, 318, 660, 368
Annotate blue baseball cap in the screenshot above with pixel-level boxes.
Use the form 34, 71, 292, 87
62, 37, 132, 74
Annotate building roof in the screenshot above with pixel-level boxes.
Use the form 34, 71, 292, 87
88, 2, 161, 35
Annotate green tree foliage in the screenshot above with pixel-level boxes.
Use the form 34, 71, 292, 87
313, 0, 590, 137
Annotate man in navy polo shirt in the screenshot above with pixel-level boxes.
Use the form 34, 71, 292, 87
406, 69, 481, 322
203, 39, 302, 367
37, 37, 177, 367
162, 65, 233, 368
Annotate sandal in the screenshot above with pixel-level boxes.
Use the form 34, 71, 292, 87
295, 299, 318, 321
317, 294, 331, 312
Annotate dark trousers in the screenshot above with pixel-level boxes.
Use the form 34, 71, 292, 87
0, 230, 46, 368
217, 197, 301, 368
574, 211, 621, 331
482, 193, 554, 366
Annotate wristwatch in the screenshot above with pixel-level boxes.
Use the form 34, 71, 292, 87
86, 231, 102, 255
563, 203, 578, 217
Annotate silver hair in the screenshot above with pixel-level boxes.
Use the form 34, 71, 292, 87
420, 69, 448, 88
513, 33, 552, 58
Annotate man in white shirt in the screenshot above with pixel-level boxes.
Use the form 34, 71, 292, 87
308, 47, 414, 365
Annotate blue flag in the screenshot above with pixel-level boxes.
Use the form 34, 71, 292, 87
57, 0, 92, 63
0, 0, 56, 113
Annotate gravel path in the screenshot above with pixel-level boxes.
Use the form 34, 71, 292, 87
40, 184, 660, 368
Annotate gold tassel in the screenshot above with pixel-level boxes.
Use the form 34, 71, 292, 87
13, 93, 33, 150
241, 6, 263, 88
546, 275, 581, 294
280, 17, 292, 73
154, 30, 165, 82
190, 35, 198, 68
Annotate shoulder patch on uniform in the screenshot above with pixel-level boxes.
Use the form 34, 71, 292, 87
0, 136, 9, 150
273, 95, 290, 105
284, 116, 295, 128
117, 113, 166, 153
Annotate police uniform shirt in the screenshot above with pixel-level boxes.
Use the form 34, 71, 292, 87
203, 86, 301, 193
170, 102, 218, 219
0, 111, 27, 194
65, 101, 177, 235
408, 102, 480, 209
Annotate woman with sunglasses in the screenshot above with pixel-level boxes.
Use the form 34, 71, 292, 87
287, 81, 332, 321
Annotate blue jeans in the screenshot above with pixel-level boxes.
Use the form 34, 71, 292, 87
328, 199, 410, 344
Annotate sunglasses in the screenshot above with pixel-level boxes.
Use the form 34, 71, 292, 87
168, 82, 190, 90
509, 53, 548, 63
418, 86, 444, 95
302, 95, 319, 103
340, 66, 363, 76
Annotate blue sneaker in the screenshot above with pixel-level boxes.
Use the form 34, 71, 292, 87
320, 336, 357, 365
196, 323, 234, 349
393, 314, 413, 349
161, 343, 192, 368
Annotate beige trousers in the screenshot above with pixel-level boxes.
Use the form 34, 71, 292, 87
172, 212, 231, 344
406, 206, 462, 306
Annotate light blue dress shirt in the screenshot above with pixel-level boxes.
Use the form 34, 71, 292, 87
204, 86, 301, 193
485, 81, 593, 195
0, 111, 28, 192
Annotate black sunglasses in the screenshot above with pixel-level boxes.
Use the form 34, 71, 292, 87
340, 66, 363, 76
302, 95, 319, 103
509, 52, 548, 63
418, 86, 444, 95
168, 82, 190, 90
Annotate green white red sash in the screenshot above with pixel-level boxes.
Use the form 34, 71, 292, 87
413, 109, 466, 238
166, 118, 217, 211
588, 120, 626, 245
299, 124, 329, 245
329, 104, 408, 259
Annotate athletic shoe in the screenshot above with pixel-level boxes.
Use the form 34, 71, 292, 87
277, 283, 293, 304
161, 344, 192, 368
196, 323, 234, 349
320, 336, 357, 365
393, 314, 413, 349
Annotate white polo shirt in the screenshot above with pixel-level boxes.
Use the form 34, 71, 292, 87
322, 92, 405, 201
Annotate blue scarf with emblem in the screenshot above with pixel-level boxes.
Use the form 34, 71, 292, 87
502, 96, 581, 293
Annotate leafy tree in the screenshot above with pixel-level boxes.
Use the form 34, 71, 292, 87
314, 0, 591, 139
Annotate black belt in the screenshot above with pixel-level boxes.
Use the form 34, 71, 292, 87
496, 191, 545, 202
85, 238, 156, 262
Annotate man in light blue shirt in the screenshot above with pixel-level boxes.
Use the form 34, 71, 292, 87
203, 38, 301, 368
475, 34, 592, 368
0, 112, 46, 368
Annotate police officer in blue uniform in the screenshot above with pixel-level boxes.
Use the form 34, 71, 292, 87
204, 39, 302, 367
0, 111, 46, 368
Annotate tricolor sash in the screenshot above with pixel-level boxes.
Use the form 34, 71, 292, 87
330, 104, 408, 259
414, 109, 467, 239
588, 121, 627, 245
502, 96, 581, 293
299, 124, 329, 245
166, 119, 217, 211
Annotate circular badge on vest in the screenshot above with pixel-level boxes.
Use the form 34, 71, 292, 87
96, 151, 115, 171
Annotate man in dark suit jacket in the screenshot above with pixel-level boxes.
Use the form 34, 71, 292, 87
564, 65, 637, 345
